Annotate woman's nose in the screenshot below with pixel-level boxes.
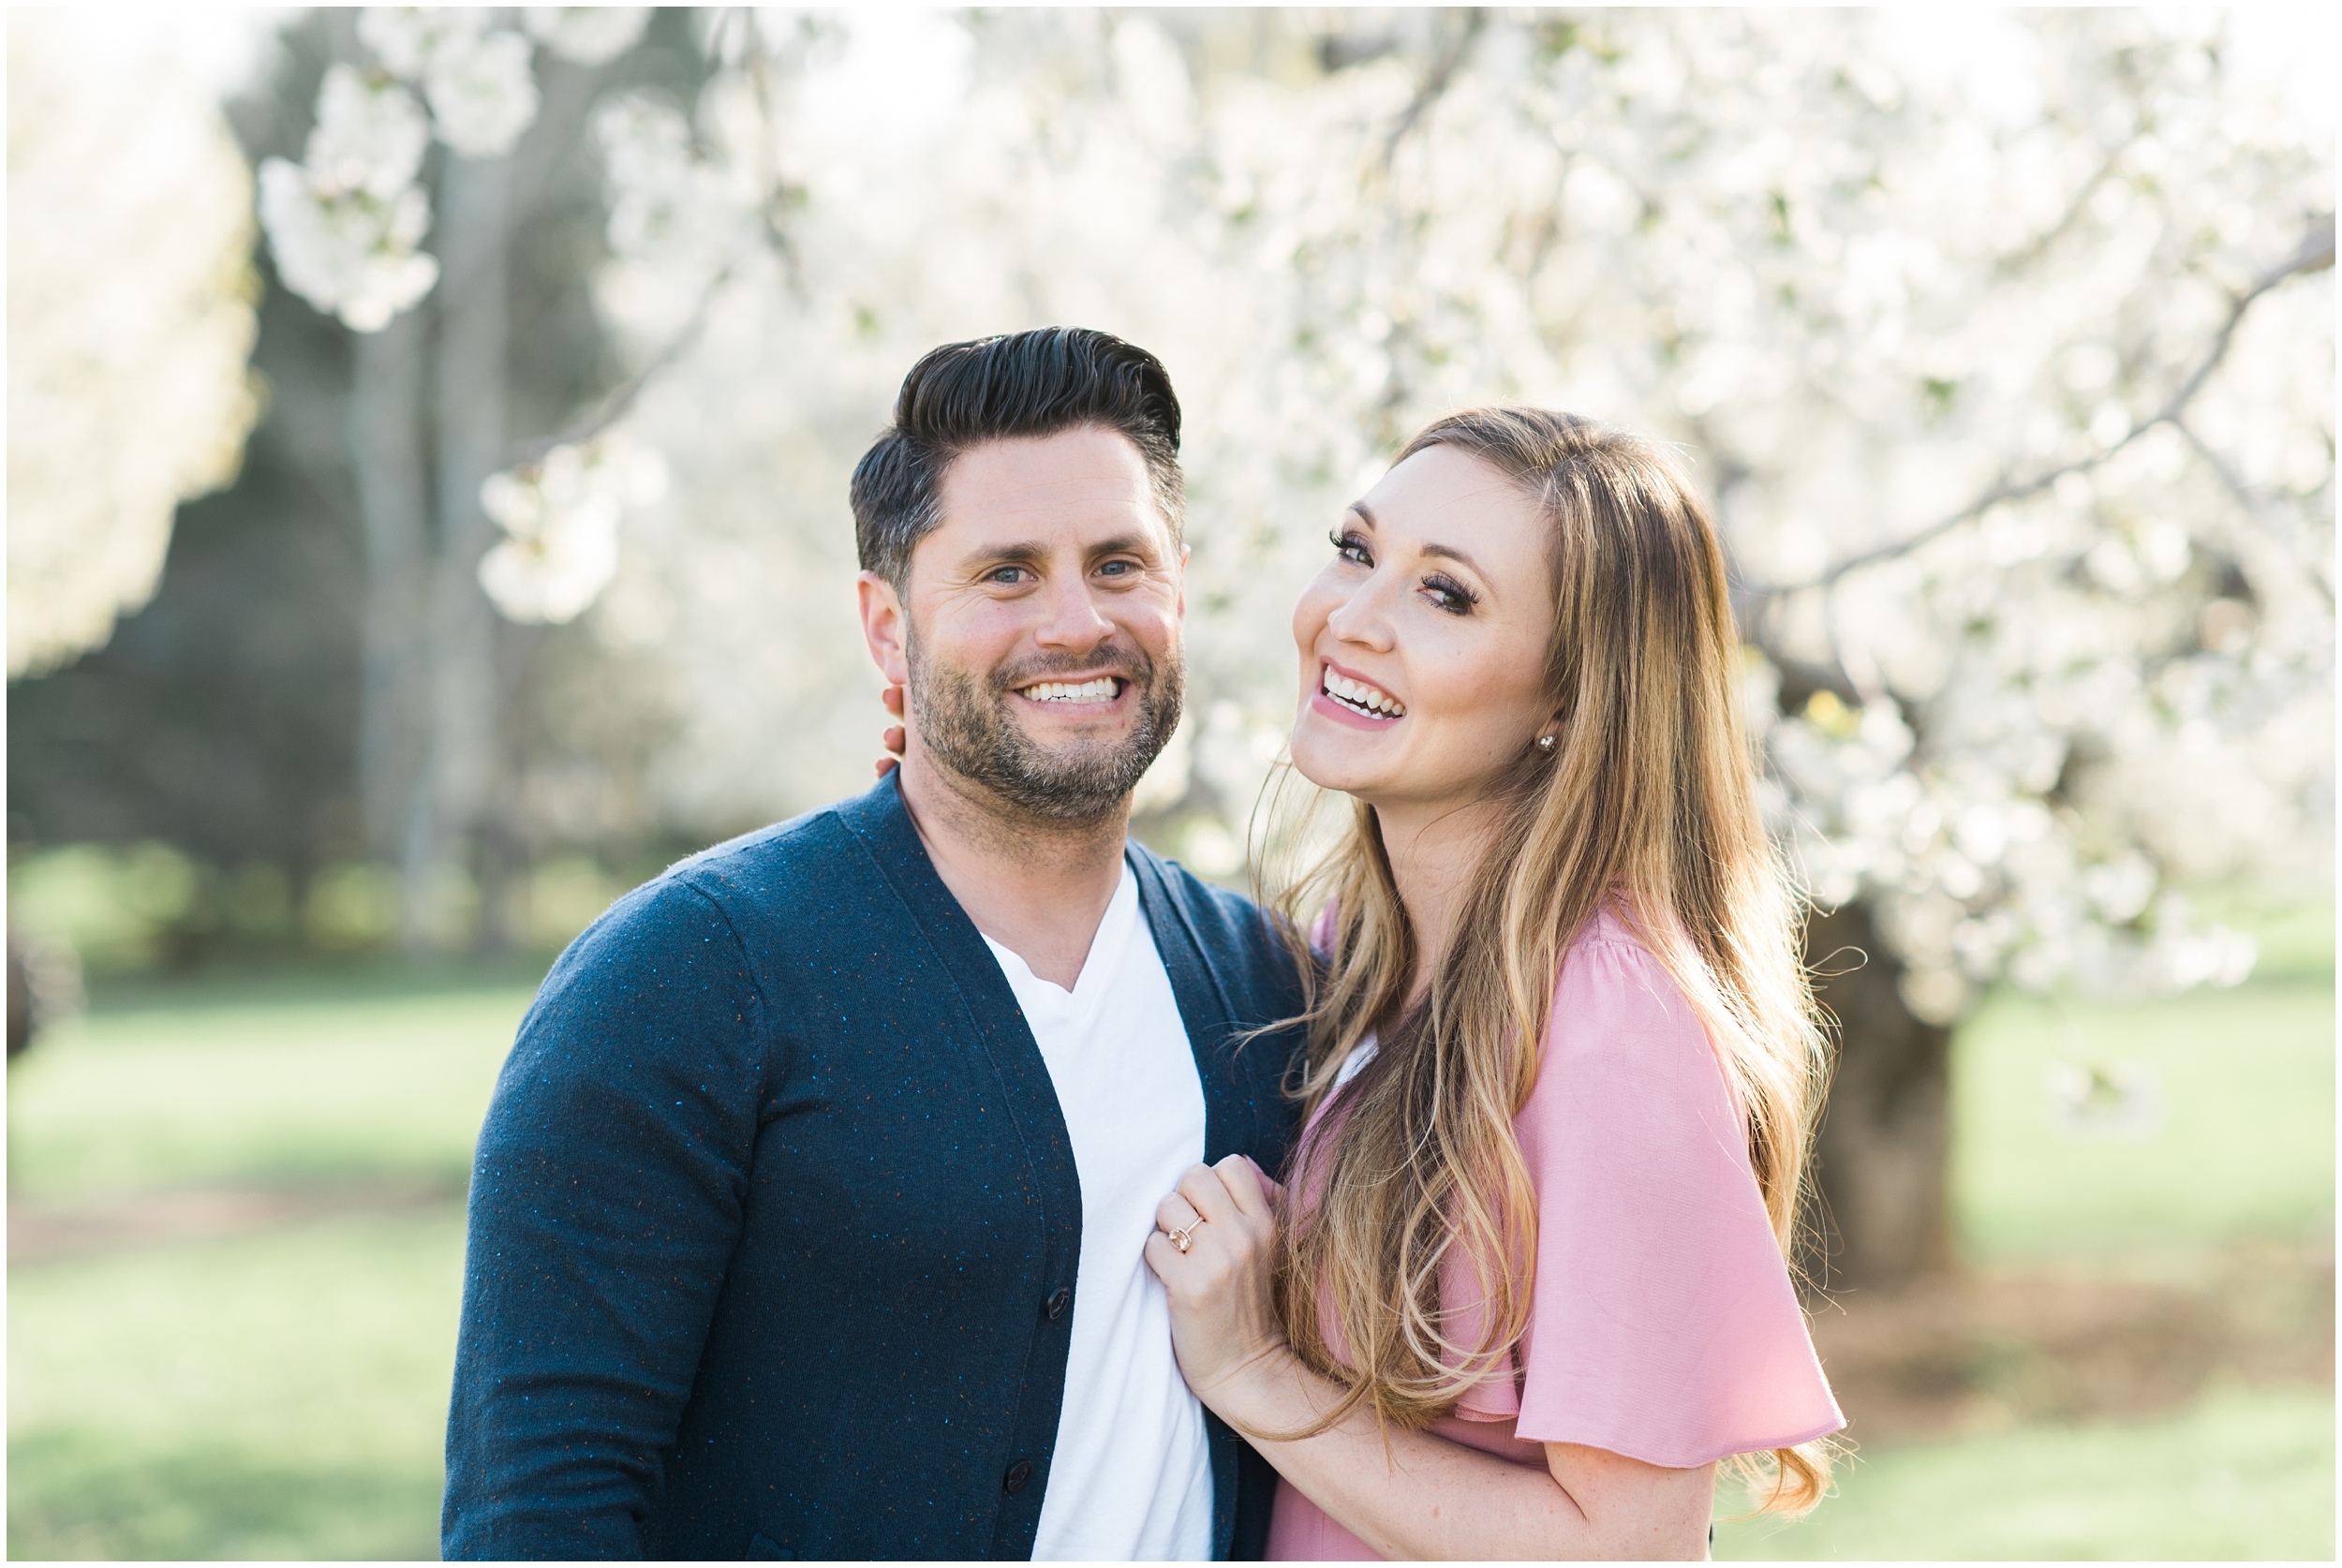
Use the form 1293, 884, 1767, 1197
1323, 579, 1396, 651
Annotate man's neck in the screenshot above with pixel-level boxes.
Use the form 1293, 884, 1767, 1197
895, 746, 1133, 991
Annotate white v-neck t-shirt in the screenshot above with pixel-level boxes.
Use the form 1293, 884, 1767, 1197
981, 861, 1214, 1561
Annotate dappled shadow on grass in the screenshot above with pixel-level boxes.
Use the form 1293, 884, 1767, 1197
8, 1175, 469, 1263
1811, 1237, 2335, 1444
7, 1426, 440, 1561
79, 952, 559, 1020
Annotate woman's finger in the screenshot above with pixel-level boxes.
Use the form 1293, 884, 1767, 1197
1212, 1152, 1273, 1219
1175, 1162, 1238, 1224
1154, 1191, 1202, 1237
876, 688, 908, 777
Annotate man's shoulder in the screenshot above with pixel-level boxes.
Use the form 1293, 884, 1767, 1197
571, 785, 902, 958
655, 775, 923, 907
660, 801, 863, 896
1127, 840, 1295, 970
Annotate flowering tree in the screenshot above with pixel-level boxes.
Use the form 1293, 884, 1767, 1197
488, 9, 2327, 1286
254, 5, 659, 946
7, 14, 262, 678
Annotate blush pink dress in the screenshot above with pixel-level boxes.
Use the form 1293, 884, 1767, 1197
1264, 905, 1844, 1561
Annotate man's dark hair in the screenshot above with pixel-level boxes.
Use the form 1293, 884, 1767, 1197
850, 327, 1185, 587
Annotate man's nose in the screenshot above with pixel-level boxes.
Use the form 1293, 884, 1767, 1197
1031, 573, 1117, 650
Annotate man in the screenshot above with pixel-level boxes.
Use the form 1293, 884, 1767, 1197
443, 328, 1305, 1561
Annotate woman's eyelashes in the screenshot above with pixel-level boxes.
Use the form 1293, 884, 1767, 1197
1421, 572, 1477, 614
1328, 528, 1479, 615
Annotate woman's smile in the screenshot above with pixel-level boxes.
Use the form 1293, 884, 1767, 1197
1312, 660, 1407, 728
1288, 444, 1557, 814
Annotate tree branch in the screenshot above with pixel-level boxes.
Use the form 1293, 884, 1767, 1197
1381, 8, 1485, 170
507, 265, 732, 468
1742, 215, 2335, 599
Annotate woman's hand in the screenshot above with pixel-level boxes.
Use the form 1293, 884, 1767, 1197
1144, 1154, 1290, 1409
875, 684, 906, 777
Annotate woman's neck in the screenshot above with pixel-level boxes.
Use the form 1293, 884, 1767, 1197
1371, 794, 1508, 1006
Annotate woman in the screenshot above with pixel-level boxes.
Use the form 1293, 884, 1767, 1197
1145, 407, 1843, 1560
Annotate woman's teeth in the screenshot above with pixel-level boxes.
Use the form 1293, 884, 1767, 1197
1022, 677, 1121, 703
1323, 670, 1405, 718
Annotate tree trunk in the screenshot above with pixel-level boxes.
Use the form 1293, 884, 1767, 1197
348, 315, 429, 873
405, 150, 512, 952
1801, 898, 1955, 1294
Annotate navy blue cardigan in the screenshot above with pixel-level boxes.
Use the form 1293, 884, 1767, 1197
443, 774, 1306, 1560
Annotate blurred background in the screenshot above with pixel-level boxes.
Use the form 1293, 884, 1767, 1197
7, 7, 2332, 1559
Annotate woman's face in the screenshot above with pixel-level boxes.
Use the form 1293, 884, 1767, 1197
1288, 445, 1559, 816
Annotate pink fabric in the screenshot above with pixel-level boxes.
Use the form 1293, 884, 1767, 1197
1266, 904, 1843, 1561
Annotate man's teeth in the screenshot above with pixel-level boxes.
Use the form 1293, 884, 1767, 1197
1021, 677, 1121, 703
1323, 670, 1405, 717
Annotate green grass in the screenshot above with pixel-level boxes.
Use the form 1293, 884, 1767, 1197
8, 1210, 464, 1560
1714, 1384, 2335, 1561
1952, 981, 2335, 1261
7, 978, 536, 1199
5, 904, 2331, 1561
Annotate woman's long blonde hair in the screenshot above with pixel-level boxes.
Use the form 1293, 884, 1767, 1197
1261, 407, 1835, 1514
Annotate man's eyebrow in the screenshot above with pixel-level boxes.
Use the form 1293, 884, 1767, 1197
1084, 532, 1157, 559
956, 540, 1050, 570
954, 534, 1162, 572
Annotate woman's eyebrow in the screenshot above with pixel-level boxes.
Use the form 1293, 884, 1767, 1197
1347, 501, 1377, 531
1420, 540, 1487, 578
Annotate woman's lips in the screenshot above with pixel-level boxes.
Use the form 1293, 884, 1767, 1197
1307, 689, 1404, 732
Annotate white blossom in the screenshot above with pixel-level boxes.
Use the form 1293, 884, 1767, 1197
256, 65, 439, 332
555, 10, 2324, 1020
7, 13, 261, 675
356, 7, 480, 82
591, 93, 761, 338
304, 61, 431, 198
478, 439, 665, 625
360, 8, 541, 158
524, 7, 652, 67
2043, 1060, 2165, 1139
258, 162, 437, 332
420, 28, 540, 157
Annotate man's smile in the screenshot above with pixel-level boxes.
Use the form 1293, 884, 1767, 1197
1015, 674, 1129, 707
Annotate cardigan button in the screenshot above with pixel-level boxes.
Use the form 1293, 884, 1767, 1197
1003, 1459, 1035, 1494
1044, 1287, 1072, 1321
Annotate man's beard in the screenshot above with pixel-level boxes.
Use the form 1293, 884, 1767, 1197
908, 631, 1183, 821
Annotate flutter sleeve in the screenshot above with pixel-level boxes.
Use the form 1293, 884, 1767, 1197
1450, 912, 1843, 1468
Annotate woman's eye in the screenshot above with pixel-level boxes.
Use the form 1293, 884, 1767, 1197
1422, 575, 1476, 614
1329, 528, 1371, 566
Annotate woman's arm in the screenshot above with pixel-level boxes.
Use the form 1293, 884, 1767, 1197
1147, 1158, 1715, 1561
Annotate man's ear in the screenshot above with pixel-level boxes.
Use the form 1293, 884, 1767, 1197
857, 570, 912, 687
1176, 541, 1191, 621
